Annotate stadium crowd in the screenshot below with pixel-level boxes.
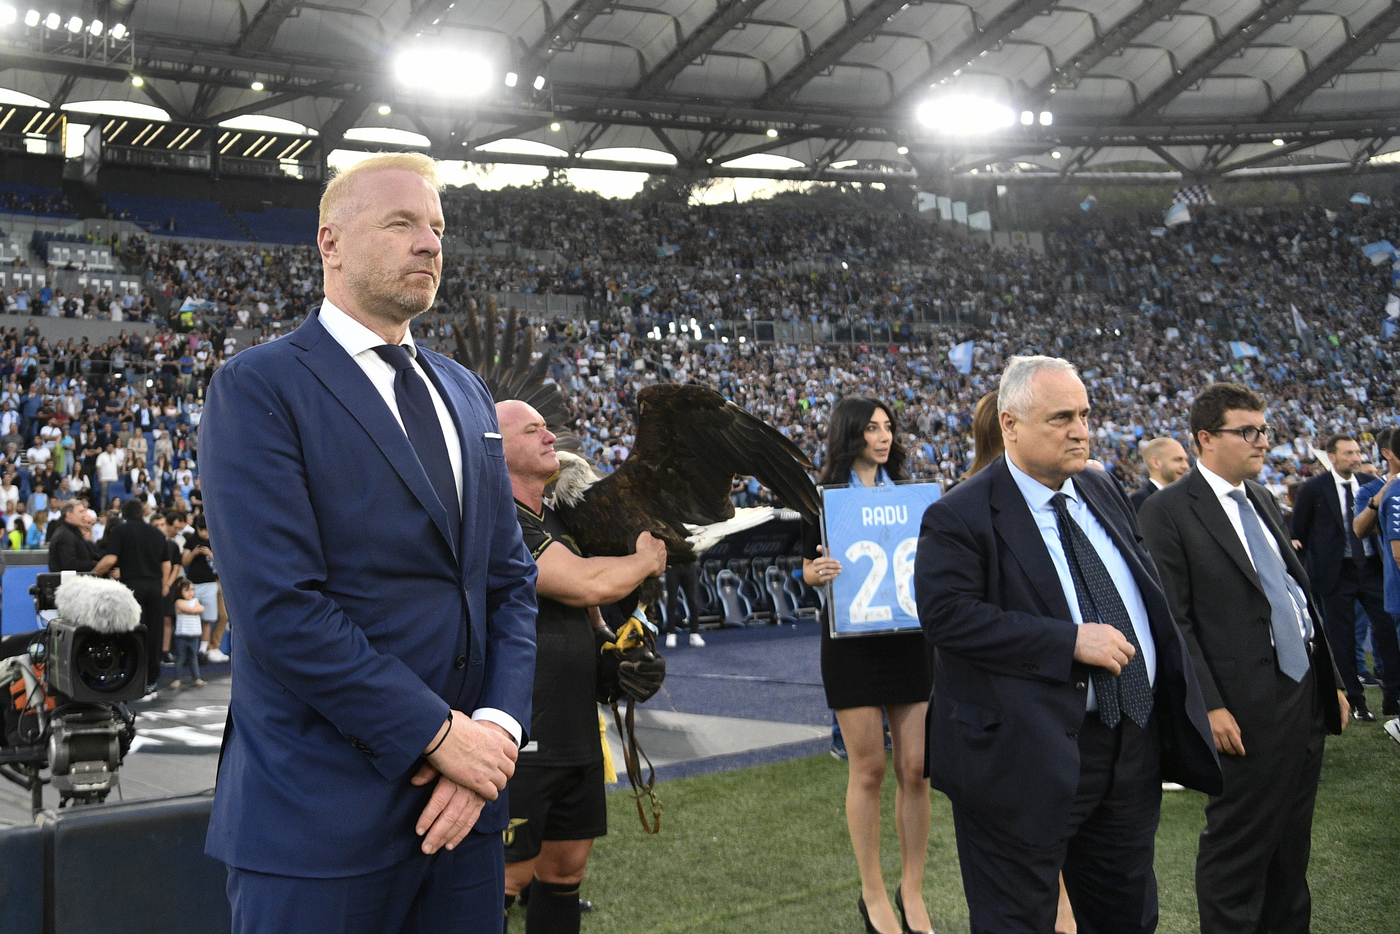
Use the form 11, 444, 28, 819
2, 185, 1398, 550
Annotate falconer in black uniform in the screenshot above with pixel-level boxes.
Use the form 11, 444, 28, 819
496, 400, 666, 934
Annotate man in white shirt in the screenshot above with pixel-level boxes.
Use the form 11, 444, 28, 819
1140, 383, 1346, 934
95, 443, 122, 509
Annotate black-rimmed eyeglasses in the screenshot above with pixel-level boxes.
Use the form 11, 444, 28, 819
1207, 425, 1277, 444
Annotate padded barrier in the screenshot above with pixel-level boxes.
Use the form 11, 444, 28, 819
0, 790, 229, 934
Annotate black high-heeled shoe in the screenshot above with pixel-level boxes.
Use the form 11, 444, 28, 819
857, 897, 900, 934
894, 887, 934, 934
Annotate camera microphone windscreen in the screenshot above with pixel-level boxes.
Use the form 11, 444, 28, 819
54, 575, 143, 634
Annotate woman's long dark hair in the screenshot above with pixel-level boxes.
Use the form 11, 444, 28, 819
817, 395, 909, 486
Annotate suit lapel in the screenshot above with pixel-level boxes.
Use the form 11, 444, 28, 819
293, 317, 459, 559
1074, 475, 1164, 605
1185, 469, 1265, 597
988, 458, 1074, 622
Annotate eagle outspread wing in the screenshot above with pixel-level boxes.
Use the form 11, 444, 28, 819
553, 383, 820, 564
451, 296, 577, 447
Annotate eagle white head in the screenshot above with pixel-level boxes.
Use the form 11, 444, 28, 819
550, 450, 601, 508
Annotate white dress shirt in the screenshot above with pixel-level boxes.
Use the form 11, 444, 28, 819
317, 301, 520, 746
1196, 462, 1312, 641
1330, 468, 1373, 557
318, 300, 464, 505
1007, 457, 1158, 710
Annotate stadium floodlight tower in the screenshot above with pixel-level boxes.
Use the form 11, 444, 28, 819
392, 45, 494, 97
916, 94, 1016, 135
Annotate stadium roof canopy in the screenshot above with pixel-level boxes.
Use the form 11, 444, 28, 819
4, 0, 1400, 185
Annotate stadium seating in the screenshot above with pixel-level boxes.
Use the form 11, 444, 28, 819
0, 182, 76, 218
234, 206, 317, 245
104, 193, 247, 241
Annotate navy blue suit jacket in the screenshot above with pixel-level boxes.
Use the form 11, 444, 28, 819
914, 457, 1219, 847
200, 313, 537, 877
1291, 469, 1377, 595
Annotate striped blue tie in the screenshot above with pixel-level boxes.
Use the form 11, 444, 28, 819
1227, 490, 1310, 682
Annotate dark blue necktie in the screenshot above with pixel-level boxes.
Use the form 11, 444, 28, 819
1344, 483, 1368, 564
1051, 493, 1154, 729
373, 344, 460, 538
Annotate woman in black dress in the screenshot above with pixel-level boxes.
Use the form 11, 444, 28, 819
805, 396, 933, 934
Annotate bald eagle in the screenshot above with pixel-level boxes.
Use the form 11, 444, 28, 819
452, 299, 820, 608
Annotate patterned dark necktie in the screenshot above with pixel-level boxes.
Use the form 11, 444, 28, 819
373, 344, 460, 538
1050, 493, 1153, 729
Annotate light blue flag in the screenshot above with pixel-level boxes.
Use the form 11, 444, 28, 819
1149, 227, 1167, 237
1080, 195, 1096, 212
1165, 201, 1191, 226
1384, 319, 1399, 340
949, 340, 975, 374
1351, 192, 1373, 206
1362, 240, 1396, 265
1229, 341, 1259, 359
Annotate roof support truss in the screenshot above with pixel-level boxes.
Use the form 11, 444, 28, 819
887, 0, 1060, 111
1130, 0, 1309, 118
758, 0, 909, 106
1263, 2, 1400, 118
634, 0, 769, 98
1034, 0, 1189, 99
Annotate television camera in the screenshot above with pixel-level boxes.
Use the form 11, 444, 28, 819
0, 573, 143, 815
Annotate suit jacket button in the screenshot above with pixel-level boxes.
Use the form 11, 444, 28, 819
1066, 729, 1078, 739
1260, 657, 1271, 665
1075, 681, 1087, 690
454, 655, 467, 669
1023, 662, 1040, 672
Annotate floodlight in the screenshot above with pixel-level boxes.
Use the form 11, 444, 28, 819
251, 81, 264, 91
533, 75, 545, 90
896, 145, 909, 155
393, 47, 493, 97
130, 75, 143, 87
24, 9, 37, 26
110, 21, 125, 38
550, 121, 560, 131
378, 104, 392, 115
88, 18, 101, 34
1020, 111, 1034, 125
0, 6, 16, 25
65, 15, 79, 31
505, 72, 517, 87
44, 12, 58, 28
766, 128, 777, 138
916, 95, 1015, 135
1272, 138, 1285, 146
1039, 111, 1053, 126
1051, 150, 1062, 159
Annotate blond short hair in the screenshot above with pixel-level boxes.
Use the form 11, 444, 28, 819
319, 152, 444, 226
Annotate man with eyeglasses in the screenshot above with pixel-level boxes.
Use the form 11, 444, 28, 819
1139, 383, 1346, 934
1291, 433, 1400, 722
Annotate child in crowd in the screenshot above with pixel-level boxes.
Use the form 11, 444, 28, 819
170, 579, 206, 689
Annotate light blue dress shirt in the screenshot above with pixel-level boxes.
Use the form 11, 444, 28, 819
1006, 457, 1158, 710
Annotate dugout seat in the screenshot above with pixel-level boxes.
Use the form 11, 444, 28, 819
714, 569, 752, 627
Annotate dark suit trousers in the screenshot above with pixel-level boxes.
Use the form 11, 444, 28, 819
1197, 667, 1325, 934
951, 712, 1162, 934
125, 578, 165, 688
226, 830, 504, 934
1318, 561, 1400, 706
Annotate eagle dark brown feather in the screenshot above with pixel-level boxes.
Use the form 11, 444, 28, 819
553, 384, 820, 569
451, 296, 578, 449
